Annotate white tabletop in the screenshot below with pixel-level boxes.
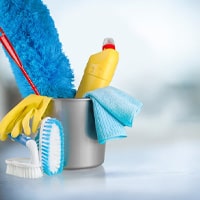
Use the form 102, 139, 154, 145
0, 121, 200, 200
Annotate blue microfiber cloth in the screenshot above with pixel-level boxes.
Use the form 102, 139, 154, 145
0, 0, 75, 98
84, 86, 143, 144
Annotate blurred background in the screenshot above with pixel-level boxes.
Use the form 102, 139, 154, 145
1, 0, 199, 144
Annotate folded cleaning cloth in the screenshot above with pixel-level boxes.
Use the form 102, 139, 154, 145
84, 86, 143, 144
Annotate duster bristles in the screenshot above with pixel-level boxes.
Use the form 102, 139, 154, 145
0, 0, 75, 98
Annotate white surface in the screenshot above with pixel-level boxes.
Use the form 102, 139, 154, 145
0, 128, 200, 200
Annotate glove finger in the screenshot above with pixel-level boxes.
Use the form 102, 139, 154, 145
0, 133, 8, 141
22, 108, 35, 136
31, 109, 41, 134
32, 97, 52, 133
10, 106, 34, 138
11, 119, 23, 138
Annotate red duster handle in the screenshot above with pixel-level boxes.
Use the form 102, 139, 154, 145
0, 27, 40, 95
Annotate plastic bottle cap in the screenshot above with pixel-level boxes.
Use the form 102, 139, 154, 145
102, 38, 115, 50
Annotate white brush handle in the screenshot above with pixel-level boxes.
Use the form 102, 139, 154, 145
26, 140, 40, 166
9, 134, 40, 166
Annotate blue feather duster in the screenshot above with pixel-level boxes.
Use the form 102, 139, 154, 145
0, 0, 76, 98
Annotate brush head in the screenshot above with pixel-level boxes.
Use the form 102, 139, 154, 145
6, 158, 43, 179
38, 117, 64, 176
5, 135, 43, 179
0, 0, 76, 98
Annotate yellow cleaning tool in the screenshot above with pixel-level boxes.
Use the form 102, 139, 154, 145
75, 38, 119, 98
0, 94, 52, 141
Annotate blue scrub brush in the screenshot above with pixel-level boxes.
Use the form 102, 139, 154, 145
36, 117, 65, 176
0, 0, 75, 98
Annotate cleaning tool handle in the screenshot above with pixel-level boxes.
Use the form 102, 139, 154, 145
8, 134, 31, 146
0, 28, 40, 95
8, 134, 40, 166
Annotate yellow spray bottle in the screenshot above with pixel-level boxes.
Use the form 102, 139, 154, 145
75, 38, 119, 98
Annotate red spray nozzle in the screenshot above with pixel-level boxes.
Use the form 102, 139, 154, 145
102, 38, 116, 50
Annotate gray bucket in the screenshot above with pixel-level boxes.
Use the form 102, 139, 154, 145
50, 98, 105, 169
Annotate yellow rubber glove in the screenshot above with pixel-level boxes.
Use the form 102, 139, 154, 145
31, 97, 53, 133
11, 108, 36, 137
0, 94, 52, 141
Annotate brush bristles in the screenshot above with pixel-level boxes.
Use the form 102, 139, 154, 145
6, 158, 43, 179
39, 117, 64, 176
